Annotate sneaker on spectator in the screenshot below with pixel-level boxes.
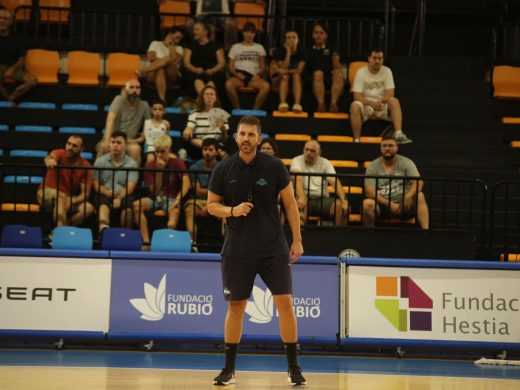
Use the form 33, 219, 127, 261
395, 132, 413, 144
213, 367, 236, 386
288, 366, 307, 386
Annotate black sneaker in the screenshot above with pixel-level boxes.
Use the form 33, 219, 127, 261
213, 367, 236, 386
288, 366, 307, 386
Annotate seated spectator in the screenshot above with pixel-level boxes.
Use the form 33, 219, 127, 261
93, 131, 139, 235
184, 138, 220, 242
259, 138, 278, 156
362, 136, 429, 229
136, 27, 184, 103
350, 48, 412, 144
225, 22, 270, 110
193, 0, 237, 51
97, 79, 151, 166
0, 8, 37, 105
270, 29, 306, 113
182, 85, 230, 156
135, 99, 171, 165
290, 140, 349, 227
307, 22, 344, 113
37, 135, 94, 227
183, 20, 226, 96
133, 134, 191, 244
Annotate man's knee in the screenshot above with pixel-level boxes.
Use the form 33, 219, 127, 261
350, 101, 362, 115
363, 198, 376, 212
228, 300, 247, 314
24, 73, 38, 87
313, 70, 324, 82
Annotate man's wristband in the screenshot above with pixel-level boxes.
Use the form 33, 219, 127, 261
230, 207, 233, 217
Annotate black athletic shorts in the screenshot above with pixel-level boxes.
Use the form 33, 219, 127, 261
221, 253, 293, 301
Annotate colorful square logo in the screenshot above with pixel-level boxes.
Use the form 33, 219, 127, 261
375, 276, 433, 331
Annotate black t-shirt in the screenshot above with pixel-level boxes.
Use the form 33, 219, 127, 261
0, 34, 25, 66
187, 40, 223, 70
306, 43, 338, 74
274, 46, 306, 70
208, 152, 291, 258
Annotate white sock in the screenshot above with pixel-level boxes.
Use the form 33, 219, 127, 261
394, 130, 403, 136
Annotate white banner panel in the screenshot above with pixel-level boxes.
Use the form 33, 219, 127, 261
0, 257, 111, 332
348, 266, 520, 343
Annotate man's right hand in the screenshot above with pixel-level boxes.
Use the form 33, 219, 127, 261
296, 196, 307, 211
232, 202, 254, 217
182, 128, 193, 141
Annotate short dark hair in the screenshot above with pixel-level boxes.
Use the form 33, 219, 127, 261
381, 135, 396, 142
313, 22, 329, 36
68, 134, 85, 146
202, 137, 220, 149
259, 138, 279, 156
238, 115, 262, 134
369, 47, 384, 56
151, 99, 165, 108
111, 130, 127, 141
166, 26, 184, 36
242, 21, 257, 33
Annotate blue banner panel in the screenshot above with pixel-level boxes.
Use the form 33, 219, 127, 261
109, 259, 338, 342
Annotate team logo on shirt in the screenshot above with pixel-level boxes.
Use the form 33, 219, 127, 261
256, 178, 268, 186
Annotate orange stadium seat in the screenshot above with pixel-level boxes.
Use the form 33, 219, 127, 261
25, 49, 60, 84
317, 135, 354, 143
106, 52, 141, 87
493, 65, 520, 99
159, 0, 191, 30
348, 61, 368, 91
39, 0, 70, 23
67, 51, 101, 86
234, 1, 265, 32
0, 0, 31, 21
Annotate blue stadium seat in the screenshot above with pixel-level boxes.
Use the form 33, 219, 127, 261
0, 149, 3, 156
169, 130, 181, 138
232, 109, 267, 117
51, 226, 93, 250
81, 152, 93, 160
104, 105, 110, 112
15, 125, 53, 133
0, 100, 14, 108
151, 229, 191, 252
0, 124, 8, 131
9, 150, 47, 158
165, 107, 182, 114
4, 175, 43, 184
19, 102, 56, 110
101, 228, 142, 251
62, 103, 98, 111
1, 225, 43, 248
261, 133, 269, 138
59, 126, 96, 134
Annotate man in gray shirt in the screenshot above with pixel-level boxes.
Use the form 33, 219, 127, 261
93, 131, 139, 235
97, 79, 151, 166
363, 136, 429, 229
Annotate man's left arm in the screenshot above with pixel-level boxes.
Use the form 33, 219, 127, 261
328, 176, 348, 213
280, 182, 304, 263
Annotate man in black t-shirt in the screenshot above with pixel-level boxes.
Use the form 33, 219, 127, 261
0, 8, 37, 105
208, 116, 307, 386
306, 23, 344, 113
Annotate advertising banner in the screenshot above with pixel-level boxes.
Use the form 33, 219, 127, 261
348, 266, 520, 342
0, 257, 111, 331
110, 260, 338, 340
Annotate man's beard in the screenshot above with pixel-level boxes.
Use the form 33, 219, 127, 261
127, 94, 138, 103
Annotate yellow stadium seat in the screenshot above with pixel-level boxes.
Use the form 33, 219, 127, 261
1, 203, 40, 212
314, 112, 349, 119
39, 0, 70, 23
317, 135, 354, 143
0, 0, 31, 21
159, 0, 191, 29
234, 1, 265, 32
25, 49, 60, 84
106, 52, 141, 87
274, 133, 311, 142
67, 51, 101, 86
348, 61, 368, 91
502, 117, 520, 124
493, 65, 520, 99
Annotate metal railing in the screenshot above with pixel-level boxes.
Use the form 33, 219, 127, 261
489, 180, 520, 260
0, 163, 491, 256
12, 6, 383, 59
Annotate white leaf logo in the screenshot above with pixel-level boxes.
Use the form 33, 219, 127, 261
245, 286, 273, 324
130, 274, 166, 321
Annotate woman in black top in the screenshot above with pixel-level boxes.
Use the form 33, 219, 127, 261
183, 20, 226, 96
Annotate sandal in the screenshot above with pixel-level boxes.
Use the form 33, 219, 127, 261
292, 103, 303, 113
278, 102, 289, 112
